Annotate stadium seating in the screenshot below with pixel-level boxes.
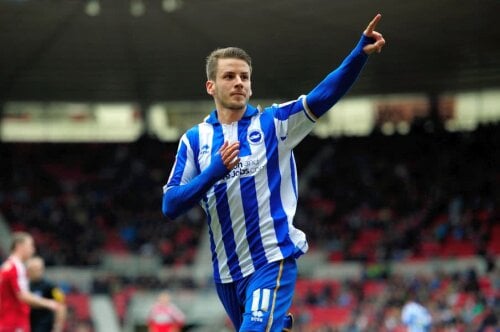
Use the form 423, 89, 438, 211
1, 125, 499, 267
291, 269, 499, 331
65, 292, 94, 332
2, 124, 498, 331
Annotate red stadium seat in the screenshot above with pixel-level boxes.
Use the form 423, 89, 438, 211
113, 286, 137, 324
441, 239, 476, 257
420, 241, 441, 257
308, 306, 351, 328
363, 280, 386, 297
65, 293, 91, 320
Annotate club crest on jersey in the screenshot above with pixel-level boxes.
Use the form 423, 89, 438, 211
247, 129, 264, 145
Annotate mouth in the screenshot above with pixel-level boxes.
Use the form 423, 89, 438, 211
231, 92, 245, 97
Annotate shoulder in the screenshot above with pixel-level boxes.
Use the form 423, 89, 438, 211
186, 120, 213, 137
41, 278, 55, 289
184, 119, 218, 146
267, 96, 310, 119
1, 258, 19, 275
183, 124, 203, 151
1, 260, 14, 274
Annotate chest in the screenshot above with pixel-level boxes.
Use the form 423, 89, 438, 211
197, 117, 274, 178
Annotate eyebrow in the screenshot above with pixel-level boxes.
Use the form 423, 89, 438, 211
220, 70, 250, 76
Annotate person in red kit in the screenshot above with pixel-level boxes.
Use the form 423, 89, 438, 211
0, 232, 62, 332
147, 291, 185, 332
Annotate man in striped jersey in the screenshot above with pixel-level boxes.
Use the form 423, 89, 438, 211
162, 14, 385, 331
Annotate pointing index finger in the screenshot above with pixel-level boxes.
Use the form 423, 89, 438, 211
365, 13, 382, 34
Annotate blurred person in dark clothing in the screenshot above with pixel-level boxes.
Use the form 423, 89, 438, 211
27, 257, 66, 332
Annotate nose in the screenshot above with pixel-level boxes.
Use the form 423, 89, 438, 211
234, 75, 244, 87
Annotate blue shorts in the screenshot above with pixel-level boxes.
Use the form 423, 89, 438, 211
215, 257, 297, 332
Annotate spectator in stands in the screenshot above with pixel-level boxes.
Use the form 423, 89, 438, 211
400, 291, 432, 332
0, 232, 62, 332
27, 256, 66, 332
147, 291, 185, 332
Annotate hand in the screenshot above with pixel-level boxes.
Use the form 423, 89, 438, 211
51, 324, 64, 332
47, 300, 61, 312
363, 14, 386, 54
51, 302, 67, 332
219, 141, 240, 170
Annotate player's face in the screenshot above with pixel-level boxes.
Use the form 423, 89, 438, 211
21, 237, 35, 261
27, 261, 44, 280
207, 58, 252, 112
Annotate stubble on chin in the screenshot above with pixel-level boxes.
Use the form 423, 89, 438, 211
223, 98, 246, 112
229, 104, 246, 111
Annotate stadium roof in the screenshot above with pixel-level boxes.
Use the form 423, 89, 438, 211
0, 0, 499, 102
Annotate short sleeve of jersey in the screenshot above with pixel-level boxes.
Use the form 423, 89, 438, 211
4, 260, 29, 294
272, 95, 316, 149
164, 132, 199, 193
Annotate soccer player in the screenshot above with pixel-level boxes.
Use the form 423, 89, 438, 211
401, 298, 432, 332
147, 291, 185, 332
162, 14, 385, 331
27, 256, 66, 332
0, 232, 62, 332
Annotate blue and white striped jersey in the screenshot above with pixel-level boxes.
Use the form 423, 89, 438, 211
165, 96, 316, 283
401, 301, 432, 332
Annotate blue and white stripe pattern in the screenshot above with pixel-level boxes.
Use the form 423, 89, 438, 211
165, 96, 315, 283
401, 301, 432, 332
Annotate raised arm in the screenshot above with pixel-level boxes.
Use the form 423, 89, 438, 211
162, 141, 240, 219
305, 14, 386, 118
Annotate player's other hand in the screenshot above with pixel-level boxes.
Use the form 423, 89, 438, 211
363, 13, 385, 54
47, 300, 62, 312
219, 141, 240, 170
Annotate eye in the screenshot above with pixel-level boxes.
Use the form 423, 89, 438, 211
223, 73, 234, 80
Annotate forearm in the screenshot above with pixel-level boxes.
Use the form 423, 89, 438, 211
306, 34, 375, 117
162, 154, 229, 219
172, 306, 185, 323
53, 304, 67, 332
19, 291, 56, 310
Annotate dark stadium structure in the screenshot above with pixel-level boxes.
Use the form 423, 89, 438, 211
0, 0, 499, 102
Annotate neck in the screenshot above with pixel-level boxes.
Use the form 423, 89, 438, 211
216, 105, 246, 124
11, 253, 23, 262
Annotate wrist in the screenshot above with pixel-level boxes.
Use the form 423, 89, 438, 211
45, 299, 57, 311
358, 34, 376, 50
207, 153, 230, 179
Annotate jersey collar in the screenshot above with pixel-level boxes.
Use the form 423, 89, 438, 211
205, 104, 259, 124
9, 255, 22, 266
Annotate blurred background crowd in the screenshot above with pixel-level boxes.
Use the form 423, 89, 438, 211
1, 123, 499, 331
2, 123, 499, 266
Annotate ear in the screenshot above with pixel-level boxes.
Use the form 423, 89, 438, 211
206, 80, 215, 96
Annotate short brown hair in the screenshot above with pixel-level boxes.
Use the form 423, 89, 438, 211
206, 47, 252, 81
10, 232, 32, 252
